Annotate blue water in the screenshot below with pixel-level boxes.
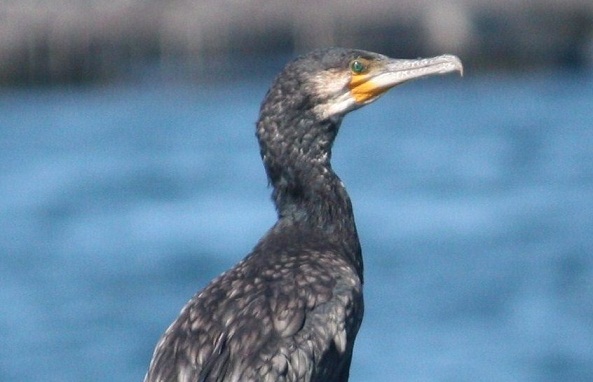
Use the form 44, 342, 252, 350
1, 68, 593, 381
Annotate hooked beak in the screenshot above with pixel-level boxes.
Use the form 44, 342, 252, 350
349, 54, 463, 104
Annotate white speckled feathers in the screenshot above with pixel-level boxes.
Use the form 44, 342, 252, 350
145, 235, 363, 382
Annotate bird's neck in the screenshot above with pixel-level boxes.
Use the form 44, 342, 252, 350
257, 114, 362, 273
273, 162, 354, 230
273, 161, 362, 274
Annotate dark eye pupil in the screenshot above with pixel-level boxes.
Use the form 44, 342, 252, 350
351, 60, 364, 73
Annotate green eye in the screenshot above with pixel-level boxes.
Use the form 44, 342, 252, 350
350, 59, 366, 74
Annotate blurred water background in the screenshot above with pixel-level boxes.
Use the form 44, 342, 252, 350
1, 1, 593, 381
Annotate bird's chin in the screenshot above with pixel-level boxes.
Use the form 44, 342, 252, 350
313, 92, 359, 120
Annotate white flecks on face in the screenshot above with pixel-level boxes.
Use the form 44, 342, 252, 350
309, 70, 357, 120
315, 92, 359, 120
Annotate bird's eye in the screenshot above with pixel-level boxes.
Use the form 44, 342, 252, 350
350, 59, 367, 74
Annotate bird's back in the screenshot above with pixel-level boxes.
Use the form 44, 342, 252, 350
144, 223, 363, 382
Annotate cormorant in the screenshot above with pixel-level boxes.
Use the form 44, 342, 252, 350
145, 48, 462, 382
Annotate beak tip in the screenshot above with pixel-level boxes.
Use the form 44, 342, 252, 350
442, 54, 464, 77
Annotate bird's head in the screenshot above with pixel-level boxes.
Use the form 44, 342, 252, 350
263, 48, 463, 122
256, 48, 463, 189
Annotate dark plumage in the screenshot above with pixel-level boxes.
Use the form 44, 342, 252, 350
145, 48, 462, 382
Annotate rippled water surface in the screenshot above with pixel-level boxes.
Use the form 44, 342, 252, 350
1, 68, 593, 381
